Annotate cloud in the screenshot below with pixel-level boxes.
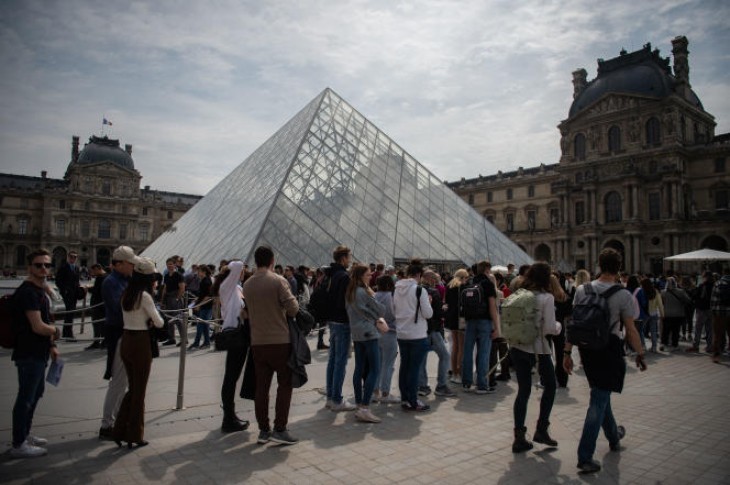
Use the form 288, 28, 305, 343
0, 0, 728, 194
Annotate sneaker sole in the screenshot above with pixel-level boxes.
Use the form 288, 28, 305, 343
270, 437, 298, 445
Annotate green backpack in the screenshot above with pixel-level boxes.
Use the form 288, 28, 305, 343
501, 289, 539, 345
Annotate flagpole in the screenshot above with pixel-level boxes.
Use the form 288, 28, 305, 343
101, 115, 105, 137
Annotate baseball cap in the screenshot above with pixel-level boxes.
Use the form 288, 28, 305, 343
112, 246, 140, 264
134, 257, 157, 275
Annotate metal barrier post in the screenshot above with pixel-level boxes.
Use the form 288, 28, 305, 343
174, 293, 189, 410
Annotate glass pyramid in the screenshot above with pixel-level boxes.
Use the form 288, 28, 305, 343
142, 88, 531, 268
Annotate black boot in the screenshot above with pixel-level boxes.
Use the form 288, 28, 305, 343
512, 427, 533, 453
221, 406, 250, 433
533, 420, 558, 447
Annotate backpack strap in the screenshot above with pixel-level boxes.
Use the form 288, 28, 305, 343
414, 285, 422, 323
601, 284, 624, 332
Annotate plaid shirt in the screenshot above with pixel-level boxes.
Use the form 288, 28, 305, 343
710, 276, 730, 315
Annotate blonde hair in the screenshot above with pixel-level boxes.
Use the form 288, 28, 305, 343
448, 269, 469, 289
548, 274, 567, 303
575, 269, 591, 286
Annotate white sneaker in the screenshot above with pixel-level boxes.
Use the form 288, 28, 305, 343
449, 376, 462, 385
355, 408, 381, 423
10, 441, 47, 458
27, 436, 48, 446
379, 394, 401, 404
331, 401, 357, 412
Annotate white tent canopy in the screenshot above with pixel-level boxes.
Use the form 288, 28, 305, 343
664, 248, 730, 261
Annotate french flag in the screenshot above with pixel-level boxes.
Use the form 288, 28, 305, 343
103, 118, 113, 126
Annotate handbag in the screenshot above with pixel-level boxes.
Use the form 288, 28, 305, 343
214, 319, 249, 351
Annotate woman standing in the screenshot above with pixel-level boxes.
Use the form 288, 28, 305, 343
113, 258, 164, 449
373, 275, 399, 403
345, 264, 388, 423
189, 265, 213, 349
444, 269, 469, 384
510, 262, 562, 453
394, 259, 433, 412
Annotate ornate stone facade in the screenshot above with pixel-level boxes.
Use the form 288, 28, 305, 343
449, 37, 730, 274
0, 135, 201, 271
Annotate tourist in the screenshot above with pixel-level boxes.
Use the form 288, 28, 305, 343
189, 264, 213, 349
345, 264, 387, 422
510, 262, 562, 453
112, 257, 163, 449
444, 269, 468, 385
373, 274, 398, 403
660, 277, 691, 352
394, 259, 433, 411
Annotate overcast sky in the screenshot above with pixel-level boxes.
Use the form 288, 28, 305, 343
1, 0, 728, 195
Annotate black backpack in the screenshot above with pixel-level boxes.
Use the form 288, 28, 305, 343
567, 283, 623, 350
459, 281, 489, 320
307, 275, 331, 323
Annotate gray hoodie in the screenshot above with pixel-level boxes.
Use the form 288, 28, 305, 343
346, 287, 385, 341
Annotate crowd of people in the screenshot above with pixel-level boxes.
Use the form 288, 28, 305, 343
7, 244, 730, 475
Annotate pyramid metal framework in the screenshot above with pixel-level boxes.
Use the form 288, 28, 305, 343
142, 88, 531, 268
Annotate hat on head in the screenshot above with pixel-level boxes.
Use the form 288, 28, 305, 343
134, 257, 157, 275
112, 246, 140, 264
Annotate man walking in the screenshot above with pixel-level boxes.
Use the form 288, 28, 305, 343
55, 250, 82, 340
98, 246, 139, 440
244, 246, 300, 445
10, 249, 60, 458
564, 248, 647, 474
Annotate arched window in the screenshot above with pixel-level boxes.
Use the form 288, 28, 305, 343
574, 133, 586, 160
646, 117, 661, 145
608, 126, 621, 152
605, 191, 622, 223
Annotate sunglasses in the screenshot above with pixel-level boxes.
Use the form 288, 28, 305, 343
33, 263, 53, 269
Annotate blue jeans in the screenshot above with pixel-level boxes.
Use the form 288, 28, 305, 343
326, 322, 351, 404
646, 316, 659, 350
193, 307, 212, 346
398, 338, 429, 406
353, 339, 381, 406
13, 358, 47, 447
419, 332, 450, 389
578, 387, 621, 463
511, 348, 556, 429
376, 331, 398, 395
462, 319, 493, 390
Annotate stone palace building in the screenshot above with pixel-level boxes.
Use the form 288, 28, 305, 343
448, 36, 730, 274
0, 135, 201, 272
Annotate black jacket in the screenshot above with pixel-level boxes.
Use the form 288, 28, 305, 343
444, 285, 461, 330
325, 263, 350, 323
56, 263, 81, 299
423, 285, 443, 334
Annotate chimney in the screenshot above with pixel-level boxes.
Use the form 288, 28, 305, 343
41, 170, 47, 179
572, 68, 587, 99
72, 136, 79, 162
672, 35, 690, 88
144, 185, 150, 191
125, 144, 132, 155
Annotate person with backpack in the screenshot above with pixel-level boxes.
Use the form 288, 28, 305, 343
687, 271, 715, 353
710, 268, 730, 364
324, 246, 357, 412
508, 262, 563, 453
564, 248, 646, 474
660, 277, 692, 352
9, 249, 61, 458
393, 259, 433, 411
461, 260, 501, 394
